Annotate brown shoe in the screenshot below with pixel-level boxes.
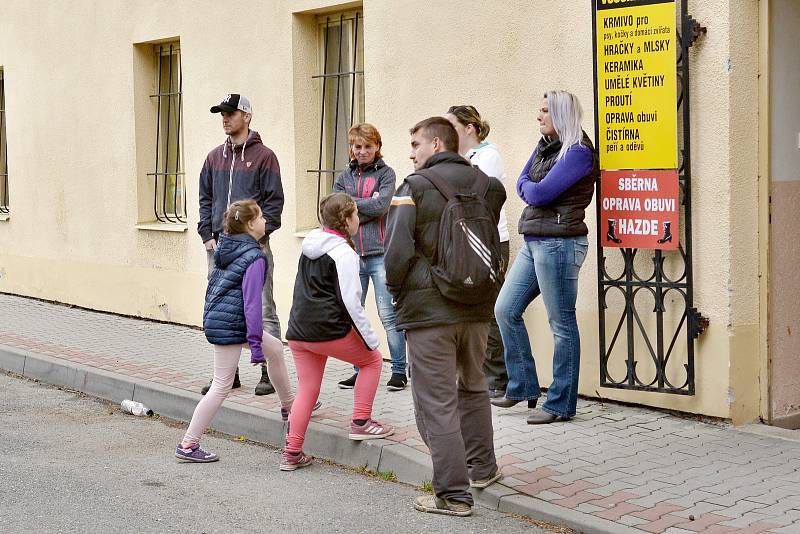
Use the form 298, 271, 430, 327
470, 469, 503, 489
413, 495, 472, 517
526, 410, 559, 425
490, 397, 537, 409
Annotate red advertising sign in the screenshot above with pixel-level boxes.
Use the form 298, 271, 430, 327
600, 169, 679, 250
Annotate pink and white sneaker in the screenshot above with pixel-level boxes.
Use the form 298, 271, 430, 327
280, 450, 312, 471
348, 419, 394, 441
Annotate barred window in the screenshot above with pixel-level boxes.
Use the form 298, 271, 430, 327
309, 11, 365, 207
0, 68, 8, 214
149, 43, 185, 223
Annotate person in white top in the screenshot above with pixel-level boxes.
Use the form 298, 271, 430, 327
446, 105, 510, 399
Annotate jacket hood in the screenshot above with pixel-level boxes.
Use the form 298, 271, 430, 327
301, 229, 350, 260
214, 233, 261, 268
223, 130, 263, 160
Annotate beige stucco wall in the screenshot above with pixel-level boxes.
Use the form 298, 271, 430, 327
0, 0, 762, 420
726, 0, 762, 424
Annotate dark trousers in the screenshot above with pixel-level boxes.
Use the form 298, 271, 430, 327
406, 322, 498, 505
484, 241, 510, 391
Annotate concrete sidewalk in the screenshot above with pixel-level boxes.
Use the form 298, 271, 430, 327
2, 293, 800, 534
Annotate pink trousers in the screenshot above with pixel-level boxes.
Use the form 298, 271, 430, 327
286, 329, 382, 453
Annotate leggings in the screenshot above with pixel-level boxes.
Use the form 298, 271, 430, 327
183, 333, 294, 445
285, 329, 382, 453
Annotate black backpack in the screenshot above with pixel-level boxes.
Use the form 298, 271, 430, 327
416, 168, 504, 305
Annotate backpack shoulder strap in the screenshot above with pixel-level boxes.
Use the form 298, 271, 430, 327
472, 167, 491, 198
415, 168, 457, 201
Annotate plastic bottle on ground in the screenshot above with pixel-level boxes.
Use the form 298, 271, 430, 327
120, 399, 154, 417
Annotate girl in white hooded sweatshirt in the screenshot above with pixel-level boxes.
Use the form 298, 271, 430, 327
281, 192, 394, 471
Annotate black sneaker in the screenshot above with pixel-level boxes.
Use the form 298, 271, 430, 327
386, 373, 407, 391
254, 365, 275, 396
338, 373, 358, 389
201, 368, 241, 396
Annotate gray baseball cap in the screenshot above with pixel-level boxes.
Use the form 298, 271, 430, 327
210, 94, 252, 114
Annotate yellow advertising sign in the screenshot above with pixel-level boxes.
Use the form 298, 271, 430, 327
595, 0, 677, 170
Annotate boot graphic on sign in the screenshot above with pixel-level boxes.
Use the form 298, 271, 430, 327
606, 219, 622, 244
657, 221, 672, 244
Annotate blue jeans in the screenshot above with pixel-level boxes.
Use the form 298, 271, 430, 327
494, 237, 589, 418
354, 255, 407, 375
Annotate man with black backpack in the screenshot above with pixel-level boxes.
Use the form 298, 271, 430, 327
384, 117, 506, 517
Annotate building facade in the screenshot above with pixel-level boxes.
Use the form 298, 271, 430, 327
0, 0, 795, 426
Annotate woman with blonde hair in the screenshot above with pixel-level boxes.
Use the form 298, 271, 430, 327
493, 91, 598, 424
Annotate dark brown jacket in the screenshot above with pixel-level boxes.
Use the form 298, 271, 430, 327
197, 130, 283, 243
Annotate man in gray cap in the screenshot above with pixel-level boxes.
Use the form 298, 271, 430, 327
198, 94, 285, 396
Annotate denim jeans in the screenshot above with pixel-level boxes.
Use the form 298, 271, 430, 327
353, 255, 407, 375
494, 237, 589, 418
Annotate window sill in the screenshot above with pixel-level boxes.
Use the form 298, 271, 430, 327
0, 213, 10, 222
135, 222, 188, 233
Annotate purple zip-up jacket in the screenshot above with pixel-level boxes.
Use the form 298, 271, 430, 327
242, 258, 267, 363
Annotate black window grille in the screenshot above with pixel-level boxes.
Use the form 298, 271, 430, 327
148, 44, 185, 223
308, 12, 365, 211
0, 68, 8, 214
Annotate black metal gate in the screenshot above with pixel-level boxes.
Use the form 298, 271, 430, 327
593, 1, 708, 395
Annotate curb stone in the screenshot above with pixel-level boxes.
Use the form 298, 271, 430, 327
0, 344, 26, 375
1, 345, 633, 534
499, 493, 643, 534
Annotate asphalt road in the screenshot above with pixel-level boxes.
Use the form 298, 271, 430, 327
0, 373, 559, 534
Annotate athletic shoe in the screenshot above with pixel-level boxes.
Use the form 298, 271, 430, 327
201, 368, 241, 396
349, 419, 394, 441
174, 443, 219, 463
413, 495, 472, 517
280, 450, 313, 471
281, 400, 323, 422
338, 373, 358, 389
470, 469, 503, 488
386, 373, 408, 391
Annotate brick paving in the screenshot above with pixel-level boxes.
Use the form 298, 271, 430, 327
2, 293, 800, 533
